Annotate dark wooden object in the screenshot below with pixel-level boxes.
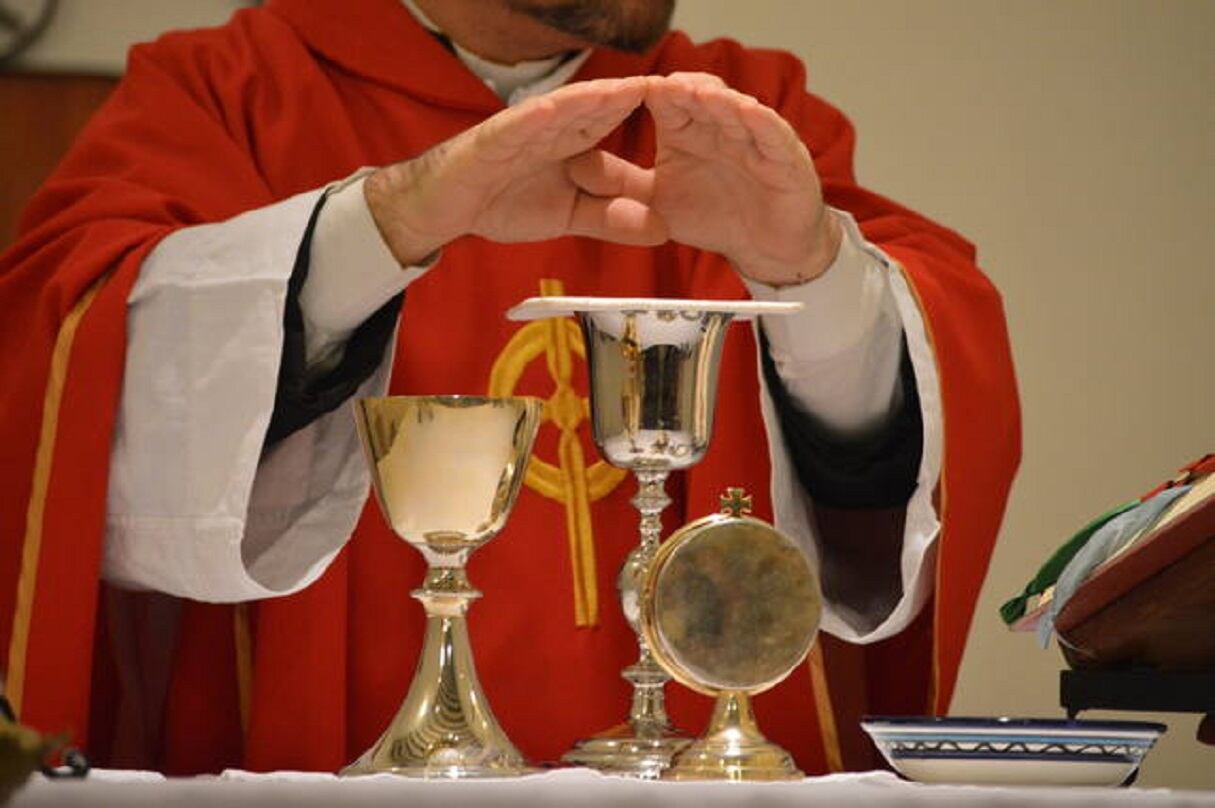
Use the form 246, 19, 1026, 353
1054, 497, 1215, 672
1062, 669, 1215, 716
1061, 668, 1215, 747
1052, 486, 1215, 747
0, 72, 117, 246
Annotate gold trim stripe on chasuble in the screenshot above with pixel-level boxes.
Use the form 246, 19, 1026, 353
488, 278, 626, 627
806, 642, 844, 773
234, 603, 253, 737
890, 258, 947, 715
6, 278, 107, 715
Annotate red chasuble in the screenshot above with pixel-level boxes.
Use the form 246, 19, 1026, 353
0, 0, 1019, 775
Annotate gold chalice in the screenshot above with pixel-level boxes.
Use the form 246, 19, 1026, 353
342, 395, 541, 778
508, 297, 802, 778
643, 489, 821, 781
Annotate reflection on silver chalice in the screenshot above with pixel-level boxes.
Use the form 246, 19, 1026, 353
509, 297, 801, 777
343, 395, 541, 778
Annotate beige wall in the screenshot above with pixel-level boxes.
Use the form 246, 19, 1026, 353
12, 0, 244, 73
672, 0, 1215, 790
12, 0, 1214, 790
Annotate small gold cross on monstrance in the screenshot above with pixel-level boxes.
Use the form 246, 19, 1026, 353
719, 487, 753, 518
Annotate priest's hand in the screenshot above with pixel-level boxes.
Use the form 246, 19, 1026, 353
364, 76, 666, 266
642, 73, 842, 286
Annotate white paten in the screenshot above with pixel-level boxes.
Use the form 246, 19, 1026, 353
508, 296, 803, 321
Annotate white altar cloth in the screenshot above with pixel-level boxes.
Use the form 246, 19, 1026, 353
11, 768, 1215, 807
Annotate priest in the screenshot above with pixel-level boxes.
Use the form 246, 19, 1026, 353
0, 0, 1020, 775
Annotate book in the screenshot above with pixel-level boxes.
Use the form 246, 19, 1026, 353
1007, 456, 1215, 671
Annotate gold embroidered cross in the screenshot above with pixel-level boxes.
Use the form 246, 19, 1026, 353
488, 278, 627, 628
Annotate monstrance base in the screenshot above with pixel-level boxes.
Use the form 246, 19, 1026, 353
562, 722, 691, 779
662, 693, 803, 782
662, 735, 803, 782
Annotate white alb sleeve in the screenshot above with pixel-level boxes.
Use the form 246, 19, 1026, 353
748, 210, 944, 643
104, 178, 431, 602
301, 174, 434, 372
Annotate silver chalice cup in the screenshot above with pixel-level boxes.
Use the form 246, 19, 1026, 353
342, 395, 541, 779
508, 297, 801, 778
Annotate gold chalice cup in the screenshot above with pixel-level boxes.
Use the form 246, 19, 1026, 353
343, 395, 542, 778
508, 297, 802, 778
642, 489, 822, 781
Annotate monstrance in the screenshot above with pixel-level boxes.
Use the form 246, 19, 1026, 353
507, 297, 801, 777
343, 395, 541, 778
643, 488, 821, 780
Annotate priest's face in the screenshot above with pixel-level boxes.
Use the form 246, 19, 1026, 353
503, 0, 676, 53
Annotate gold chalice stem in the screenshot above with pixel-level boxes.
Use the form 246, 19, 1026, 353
343, 560, 527, 777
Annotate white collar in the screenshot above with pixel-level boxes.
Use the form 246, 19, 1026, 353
402, 0, 590, 106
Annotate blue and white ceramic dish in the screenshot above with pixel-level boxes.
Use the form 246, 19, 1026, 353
860, 716, 1166, 786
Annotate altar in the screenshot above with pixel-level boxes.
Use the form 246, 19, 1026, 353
12, 768, 1215, 808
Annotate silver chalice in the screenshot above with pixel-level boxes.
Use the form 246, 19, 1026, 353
508, 296, 801, 777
